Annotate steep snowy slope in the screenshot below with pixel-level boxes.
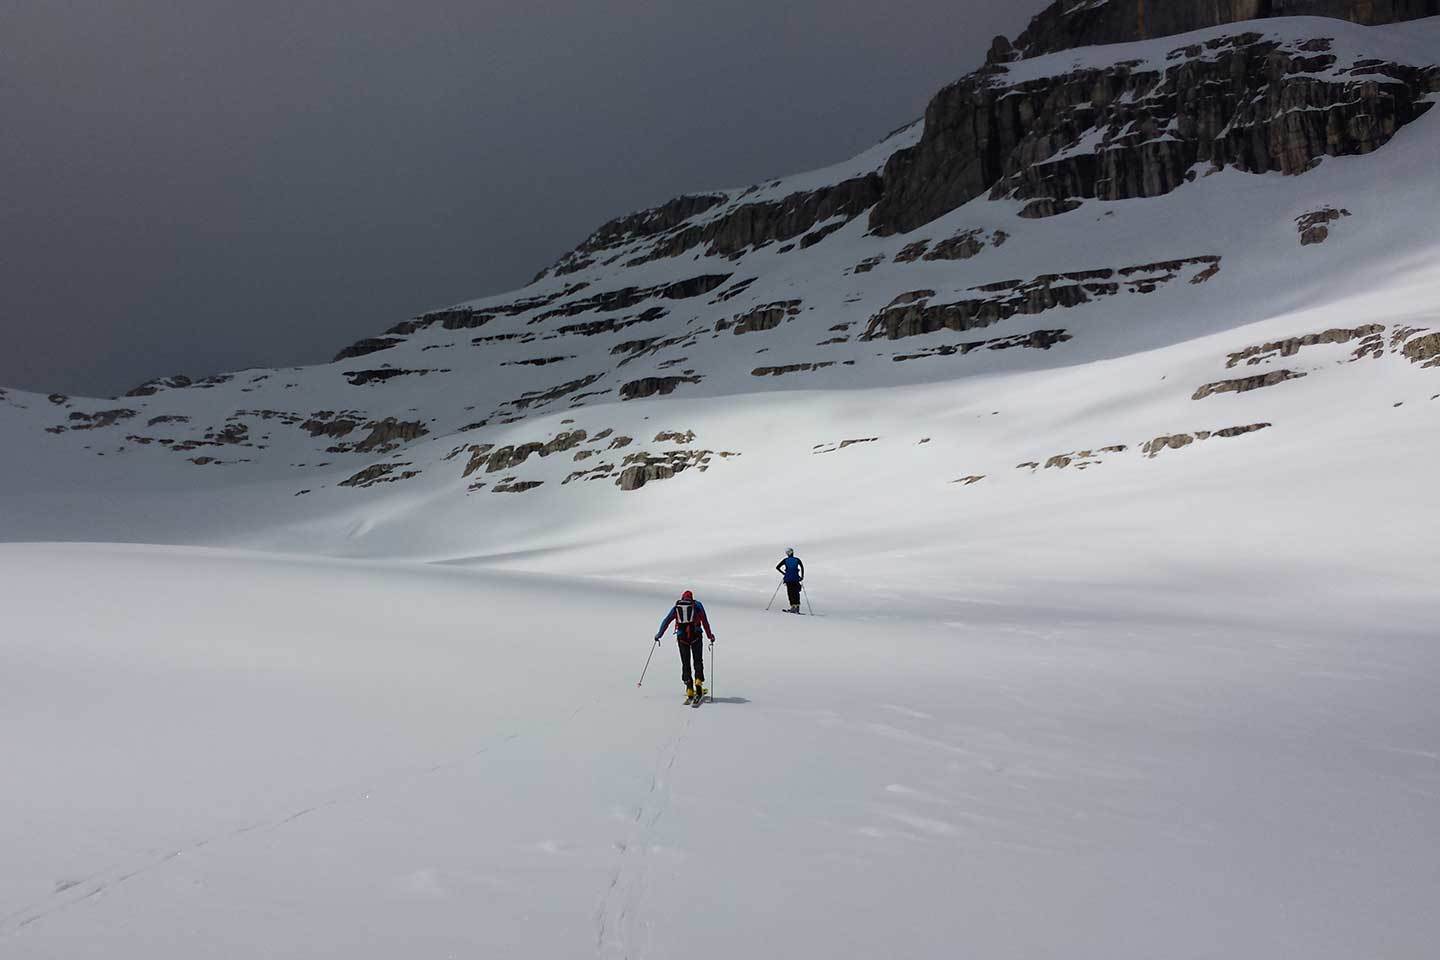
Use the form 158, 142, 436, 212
2, 15, 1437, 567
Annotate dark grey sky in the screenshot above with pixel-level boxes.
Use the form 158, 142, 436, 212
1, 0, 1046, 397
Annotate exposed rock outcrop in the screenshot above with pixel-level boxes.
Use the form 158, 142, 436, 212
1006, 0, 1440, 61
611, 333, 699, 367
124, 374, 233, 397
628, 177, 883, 264
1297, 207, 1351, 245
333, 337, 403, 362
483, 430, 588, 474
717, 300, 803, 335
322, 418, 428, 454
1402, 331, 1440, 366
344, 368, 447, 386
892, 329, 1071, 361
47, 408, 139, 433
872, 31, 1438, 235
493, 479, 544, 493
502, 356, 575, 367
616, 449, 738, 491
461, 444, 497, 478
891, 228, 1006, 263
339, 462, 421, 487
923, 229, 992, 262
564, 462, 618, 484
1142, 422, 1272, 456
509, 374, 607, 410
654, 430, 696, 444
619, 376, 703, 401
539, 195, 728, 278
1226, 324, 1382, 366
814, 438, 879, 454
126, 375, 192, 397
532, 276, 731, 324
752, 362, 844, 377
383, 283, 591, 336
864, 257, 1218, 340
301, 411, 364, 438
1022, 444, 1129, 471
1193, 370, 1306, 399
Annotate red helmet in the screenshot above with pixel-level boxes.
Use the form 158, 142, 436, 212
681, 590, 694, 600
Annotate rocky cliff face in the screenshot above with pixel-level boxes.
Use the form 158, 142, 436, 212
538, 9, 1439, 255
538, 174, 887, 279
869, 29, 1438, 234
1003, 0, 1440, 61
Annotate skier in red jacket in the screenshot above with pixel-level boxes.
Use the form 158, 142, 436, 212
655, 590, 715, 702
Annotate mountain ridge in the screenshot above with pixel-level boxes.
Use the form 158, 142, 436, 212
1, 14, 1437, 564
1002, 0, 1440, 60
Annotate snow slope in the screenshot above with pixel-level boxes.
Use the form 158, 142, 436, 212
1, 18, 1437, 564
3, 543, 1437, 959
3, 13, 1440, 958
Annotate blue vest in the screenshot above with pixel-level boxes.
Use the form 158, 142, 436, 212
781, 557, 802, 582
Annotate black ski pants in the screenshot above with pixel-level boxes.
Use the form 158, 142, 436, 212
786, 581, 802, 607
677, 637, 705, 686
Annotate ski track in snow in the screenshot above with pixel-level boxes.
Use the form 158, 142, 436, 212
2, 545, 1438, 957
0, 699, 609, 937
594, 709, 691, 959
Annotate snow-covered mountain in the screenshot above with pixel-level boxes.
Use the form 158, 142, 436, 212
4, 6, 1439, 957
2, 10, 1437, 567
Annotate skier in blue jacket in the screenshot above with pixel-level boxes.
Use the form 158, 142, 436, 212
776, 548, 805, 613
655, 590, 715, 702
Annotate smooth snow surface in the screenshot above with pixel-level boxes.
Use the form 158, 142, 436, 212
3, 543, 1438, 959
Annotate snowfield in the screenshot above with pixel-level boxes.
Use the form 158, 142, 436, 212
3, 542, 1438, 959
3, 11, 1440, 958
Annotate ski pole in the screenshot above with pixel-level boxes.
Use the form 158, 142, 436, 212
709, 640, 715, 703
802, 584, 815, 616
637, 638, 660, 687
765, 582, 782, 611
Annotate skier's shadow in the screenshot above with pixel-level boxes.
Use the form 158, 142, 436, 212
707, 696, 751, 705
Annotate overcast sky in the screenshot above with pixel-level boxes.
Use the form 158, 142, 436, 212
1, 0, 1048, 397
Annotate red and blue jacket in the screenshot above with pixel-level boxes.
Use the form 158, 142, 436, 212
656, 598, 714, 643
